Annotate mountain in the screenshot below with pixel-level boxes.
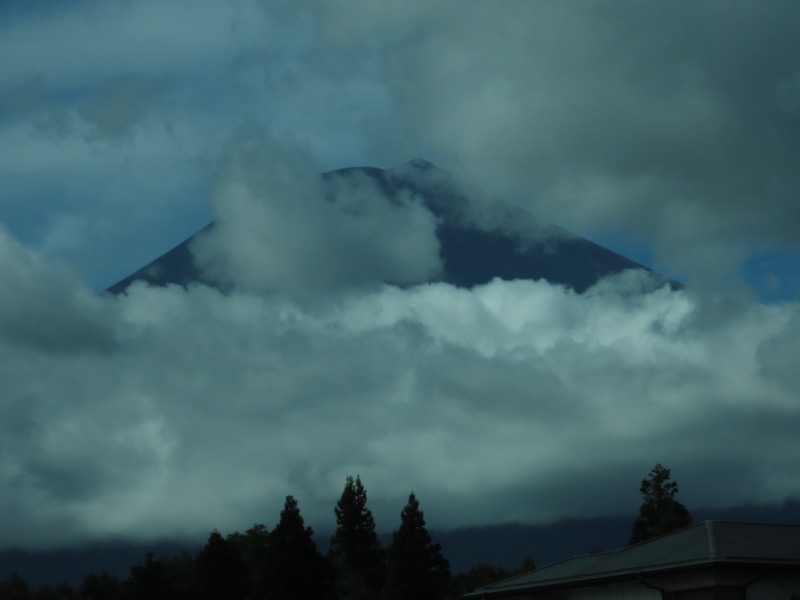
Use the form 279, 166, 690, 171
106, 159, 664, 294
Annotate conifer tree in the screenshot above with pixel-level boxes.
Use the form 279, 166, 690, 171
264, 495, 334, 600
629, 463, 692, 545
383, 492, 451, 600
330, 475, 386, 599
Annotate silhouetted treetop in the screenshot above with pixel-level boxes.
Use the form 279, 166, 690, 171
330, 475, 385, 598
383, 492, 451, 600
629, 463, 692, 545
264, 495, 334, 600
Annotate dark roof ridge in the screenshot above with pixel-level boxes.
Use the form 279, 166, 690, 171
705, 521, 718, 559
623, 519, 800, 552
701, 518, 800, 527
466, 521, 800, 597
620, 519, 699, 551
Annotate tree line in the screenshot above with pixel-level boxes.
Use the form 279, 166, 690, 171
0, 476, 533, 600
0, 464, 690, 600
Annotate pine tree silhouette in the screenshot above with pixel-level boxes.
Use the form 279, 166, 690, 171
383, 492, 451, 600
629, 464, 692, 545
264, 495, 334, 600
330, 475, 386, 598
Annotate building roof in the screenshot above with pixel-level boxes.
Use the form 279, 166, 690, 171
465, 521, 800, 597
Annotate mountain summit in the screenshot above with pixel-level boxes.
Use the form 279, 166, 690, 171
106, 160, 658, 295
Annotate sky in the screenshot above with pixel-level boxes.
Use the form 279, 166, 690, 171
1, 0, 800, 550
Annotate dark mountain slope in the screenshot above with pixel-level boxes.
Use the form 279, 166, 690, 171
106, 159, 661, 294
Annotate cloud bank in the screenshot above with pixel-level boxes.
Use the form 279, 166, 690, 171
2, 158, 800, 548
1, 0, 800, 550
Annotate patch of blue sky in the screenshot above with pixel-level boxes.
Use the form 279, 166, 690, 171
742, 248, 800, 304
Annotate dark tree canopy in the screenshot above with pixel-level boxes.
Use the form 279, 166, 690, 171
383, 492, 451, 600
226, 523, 270, 597
129, 552, 170, 600
629, 463, 692, 545
80, 570, 125, 600
447, 558, 535, 600
196, 530, 249, 600
0, 572, 30, 600
330, 475, 386, 599
264, 495, 334, 600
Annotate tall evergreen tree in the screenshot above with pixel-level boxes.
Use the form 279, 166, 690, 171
330, 475, 386, 599
383, 492, 451, 600
263, 495, 334, 600
629, 463, 692, 545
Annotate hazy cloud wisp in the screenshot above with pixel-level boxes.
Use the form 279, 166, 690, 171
191, 135, 442, 298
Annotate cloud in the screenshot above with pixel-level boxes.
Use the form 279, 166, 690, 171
1, 220, 799, 548
191, 134, 442, 298
76, 75, 163, 142
0, 227, 116, 352
0, 0, 396, 290
0, 0, 268, 89
4, 1, 800, 293
275, 0, 800, 287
